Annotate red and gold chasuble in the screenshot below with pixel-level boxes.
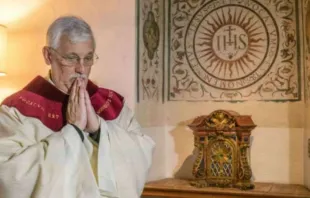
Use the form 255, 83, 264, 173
1, 76, 124, 131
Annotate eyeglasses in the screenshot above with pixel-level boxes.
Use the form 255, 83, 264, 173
49, 47, 99, 67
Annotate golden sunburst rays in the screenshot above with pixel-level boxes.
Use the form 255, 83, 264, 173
194, 6, 267, 80
211, 142, 232, 166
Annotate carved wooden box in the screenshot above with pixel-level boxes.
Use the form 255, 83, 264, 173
188, 110, 256, 190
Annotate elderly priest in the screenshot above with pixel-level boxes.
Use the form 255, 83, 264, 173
0, 16, 154, 198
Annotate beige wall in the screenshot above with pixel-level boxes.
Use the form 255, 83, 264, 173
137, 95, 305, 184
137, 100, 305, 184
143, 118, 304, 185
137, 101, 304, 128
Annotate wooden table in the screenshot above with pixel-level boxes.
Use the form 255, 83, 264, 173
142, 178, 310, 198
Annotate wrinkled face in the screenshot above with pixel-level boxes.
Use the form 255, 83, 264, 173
43, 35, 95, 94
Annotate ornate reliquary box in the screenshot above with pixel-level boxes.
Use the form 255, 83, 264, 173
188, 110, 256, 190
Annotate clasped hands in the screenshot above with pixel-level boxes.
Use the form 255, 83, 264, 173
66, 78, 99, 133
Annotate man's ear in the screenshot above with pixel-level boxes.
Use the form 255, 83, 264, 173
42, 46, 52, 65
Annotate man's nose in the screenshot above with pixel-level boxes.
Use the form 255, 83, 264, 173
75, 60, 85, 74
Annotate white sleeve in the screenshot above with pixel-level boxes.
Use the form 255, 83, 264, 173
0, 105, 99, 198
97, 103, 155, 198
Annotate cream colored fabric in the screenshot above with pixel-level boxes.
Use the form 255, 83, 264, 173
0, 105, 100, 198
0, 103, 155, 198
89, 136, 99, 184
98, 105, 155, 198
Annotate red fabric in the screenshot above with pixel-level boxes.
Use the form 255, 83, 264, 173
1, 76, 124, 131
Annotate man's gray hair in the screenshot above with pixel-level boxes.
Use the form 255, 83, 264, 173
46, 16, 95, 49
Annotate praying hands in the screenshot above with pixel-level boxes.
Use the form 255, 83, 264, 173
66, 78, 99, 133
